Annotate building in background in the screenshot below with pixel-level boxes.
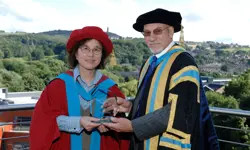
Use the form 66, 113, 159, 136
0, 88, 40, 150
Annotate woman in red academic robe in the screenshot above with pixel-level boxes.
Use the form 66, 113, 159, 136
29, 26, 130, 150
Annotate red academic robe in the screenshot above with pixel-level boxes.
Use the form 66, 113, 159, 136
29, 71, 130, 150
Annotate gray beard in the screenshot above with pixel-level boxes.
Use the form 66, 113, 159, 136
149, 48, 163, 55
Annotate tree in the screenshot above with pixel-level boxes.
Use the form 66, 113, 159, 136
212, 72, 222, 78
206, 91, 249, 150
0, 51, 4, 59
3, 47, 13, 58
57, 50, 67, 63
27, 53, 32, 61
29, 61, 53, 84
0, 61, 3, 69
224, 70, 250, 103
101, 70, 121, 84
53, 43, 65, 54
2, 59, 28, 75
14, 44, 28, 57
239, 93, 250, 110
221, 65, 228, 72
22, 73, 45, 91
123, 65, 136, 72
42, 59, 67, 77
224, 70, 250, 133
31, 49, 44, 60
0, 69, 24, 92
109, 51, 117, 66
44, 47, 54, 56
110, 65, 123, 72
119, 79, 138, 97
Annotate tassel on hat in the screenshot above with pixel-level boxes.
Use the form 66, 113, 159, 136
179, 24, 185, 47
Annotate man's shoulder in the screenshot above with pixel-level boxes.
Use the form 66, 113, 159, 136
173, 51, 197, 67
168, 51, 199, 76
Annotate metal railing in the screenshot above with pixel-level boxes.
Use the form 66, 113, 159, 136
0, 103, 35, 112
210, 107, 250, 148
210, 106, 250, 118
0, 103, 250, 149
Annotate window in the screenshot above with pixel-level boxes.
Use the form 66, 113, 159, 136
13, 142, 29, 150
13, 116, 31, 131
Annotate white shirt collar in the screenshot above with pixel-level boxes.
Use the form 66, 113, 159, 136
155, 41, 175, 58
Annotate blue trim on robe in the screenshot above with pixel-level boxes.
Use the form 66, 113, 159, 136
57, 73, 116, 150
173, 70, 200, 83
160, 137, 191, 149
145, 48, 184, 150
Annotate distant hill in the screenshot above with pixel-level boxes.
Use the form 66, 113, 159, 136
39, 30, 122, 39
39, 30, 72, 37
0, 31, 249, 76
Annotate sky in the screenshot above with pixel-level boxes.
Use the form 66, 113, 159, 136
0, 0, 250, 45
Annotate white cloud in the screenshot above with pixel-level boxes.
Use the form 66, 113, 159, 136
0, 0, 74, 32
183, 0, 250, 45
0, 0, 249, 45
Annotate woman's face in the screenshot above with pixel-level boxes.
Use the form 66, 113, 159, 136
75, 39, 103, 71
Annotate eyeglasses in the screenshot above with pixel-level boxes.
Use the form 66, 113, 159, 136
79, 45, 102, 55
142, 26, 170, 37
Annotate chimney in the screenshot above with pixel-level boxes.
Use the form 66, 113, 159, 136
0, 88, 8, 99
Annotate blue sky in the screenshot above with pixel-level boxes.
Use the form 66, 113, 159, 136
0, 0, 250, 45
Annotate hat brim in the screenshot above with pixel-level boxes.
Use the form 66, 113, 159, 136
133, 22, 181, 33
133, 8, 182, 33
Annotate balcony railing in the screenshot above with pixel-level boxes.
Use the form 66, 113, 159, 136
0, 104, 250, 149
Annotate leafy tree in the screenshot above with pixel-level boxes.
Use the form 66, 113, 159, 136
0, 61, 3, 69
22, 73, 45, 91
221, 65, 228, 72
0, 51, 4, 59
212, 72, 222, 78
27, 53, 32, 61
0, 73, 5, 87
31, 49, 44, 60
119, 79, 138, 97
44, 46, 54, 56
0, 69, 24, 92
206, 91, 249, 150
110, 65, 123, 72
14, 44, 28, 57
42, 59, 67, 77
101, 70, 121, 84
57, 50, 67, 63
2, 59, 28, 75
123, 65, 137, 72
28, 61, 53, 84
224, 70, 250, 103
239, 93, 250, 110
53, 43, 66, 54
224, 69, 250, 136
3, 47, 13, 58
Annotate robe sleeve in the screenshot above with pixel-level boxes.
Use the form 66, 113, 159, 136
29, 79, 68, 150
107, 85, 125, 99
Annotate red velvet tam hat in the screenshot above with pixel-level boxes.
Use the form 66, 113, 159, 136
66, 26, 113, 56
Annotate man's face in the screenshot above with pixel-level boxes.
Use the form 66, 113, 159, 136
143, 23, 174, 54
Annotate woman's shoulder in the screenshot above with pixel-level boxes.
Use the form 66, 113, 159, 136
47, 70, 73, 88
